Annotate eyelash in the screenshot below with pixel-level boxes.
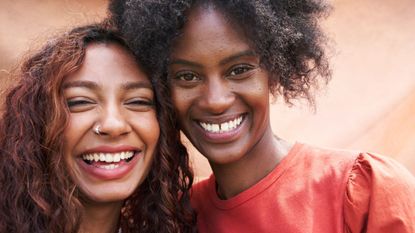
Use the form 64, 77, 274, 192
125, 99, 154, 106
227, 65, 254, 77
174, 72, 200, 82
172, 64, 255, 83
66, 99, 94, 108
66, 98, 154, 113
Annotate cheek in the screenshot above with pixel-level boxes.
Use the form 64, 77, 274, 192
171, 88, 194, 118
249, 84, 270, 106
237, 76, 270, 105
131, 112, 160, 146
62, 118, 85, 178
63, 114, 92, 153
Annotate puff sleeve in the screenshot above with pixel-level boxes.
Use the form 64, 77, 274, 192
344, 153, 415, 233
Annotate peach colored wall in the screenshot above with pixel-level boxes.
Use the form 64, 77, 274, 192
0, 0, 107, 82
1, 0, 414, 179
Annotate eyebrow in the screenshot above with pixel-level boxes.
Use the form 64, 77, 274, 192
122, 81, 153, 90
219, 50, 256, 66
62, 80, 99, 90
169, 50, 256, 67
169, 59, 203, 68
62, 80, 152, 91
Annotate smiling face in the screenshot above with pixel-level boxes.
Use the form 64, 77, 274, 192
168, 6, 272, 165
63, 43, 159, 203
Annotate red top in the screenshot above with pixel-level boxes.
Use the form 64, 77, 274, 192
191, 143, 415, 233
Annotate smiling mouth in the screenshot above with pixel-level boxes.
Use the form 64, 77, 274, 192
198, 115, 244, 133
81, 151, 136, 170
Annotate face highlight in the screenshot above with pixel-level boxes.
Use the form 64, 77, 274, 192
168, 7, 271, 165
62, 43, 159, 203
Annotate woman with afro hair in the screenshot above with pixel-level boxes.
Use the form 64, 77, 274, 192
109, 0, 415, 232
0, 24, 196, 233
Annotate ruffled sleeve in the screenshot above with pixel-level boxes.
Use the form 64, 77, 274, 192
344, 152, 415, 233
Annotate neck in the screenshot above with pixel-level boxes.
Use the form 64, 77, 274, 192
211, 127, 292, 199
78, 200, 123, 233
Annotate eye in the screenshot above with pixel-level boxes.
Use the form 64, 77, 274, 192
227, 65, 255, 78
124, 98, 154, 111
66, 98, 96, 112
175, 72, 200, 82
170, 71, 202, 88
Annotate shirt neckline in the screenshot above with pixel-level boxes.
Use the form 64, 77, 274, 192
207, 142, 304, 210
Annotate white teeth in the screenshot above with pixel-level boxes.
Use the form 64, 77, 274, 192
82, 151, 136, 164
113, 153, 120, 162
105, 153, 113, 162
222, 122, 229, 131
199, 116, 244, 133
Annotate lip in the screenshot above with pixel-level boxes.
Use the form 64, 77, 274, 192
194, 113, 246, 142
77, 145, 142, 180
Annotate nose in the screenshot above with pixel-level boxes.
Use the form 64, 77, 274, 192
198, 77, 234, 114
96, 104, 131, 137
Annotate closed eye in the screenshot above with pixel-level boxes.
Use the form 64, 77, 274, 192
66, 98, 96, 112
125, 99, 153, 106
124, 98, 154, 111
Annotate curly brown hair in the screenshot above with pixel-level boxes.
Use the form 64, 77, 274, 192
109, 0, 331, 105
0, 23, 196, 233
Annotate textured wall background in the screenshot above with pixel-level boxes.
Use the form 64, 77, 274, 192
1, 0, 414, 179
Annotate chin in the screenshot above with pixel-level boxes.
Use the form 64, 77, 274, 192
80, 186, 137, 204
200, 144, 247, 165
204, 151, 245, 165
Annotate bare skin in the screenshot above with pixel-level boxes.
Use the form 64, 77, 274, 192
63, 43, 159, 232
213, 133, 292, 199
79, 201, 122, 233
169, 5, 292, 199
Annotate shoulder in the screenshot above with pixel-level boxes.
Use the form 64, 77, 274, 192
344, 152, 415, 232
191, 176, 211, 194
292, 143, 358, 164
190, 175, 214, 209
289, 143, 359, 181
345, 152, 415, 205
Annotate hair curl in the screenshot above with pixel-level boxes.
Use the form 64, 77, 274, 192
109, 0, 332, 105
0, 23, 195, 233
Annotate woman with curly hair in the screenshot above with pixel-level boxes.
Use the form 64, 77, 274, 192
0, 24, 195, 233
110, 0, 415, 232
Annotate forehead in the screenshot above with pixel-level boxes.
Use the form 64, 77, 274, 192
171, 6, 252, 57
65, 43, 149, 84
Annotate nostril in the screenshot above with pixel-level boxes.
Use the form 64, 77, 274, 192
95, 120, 132, 137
